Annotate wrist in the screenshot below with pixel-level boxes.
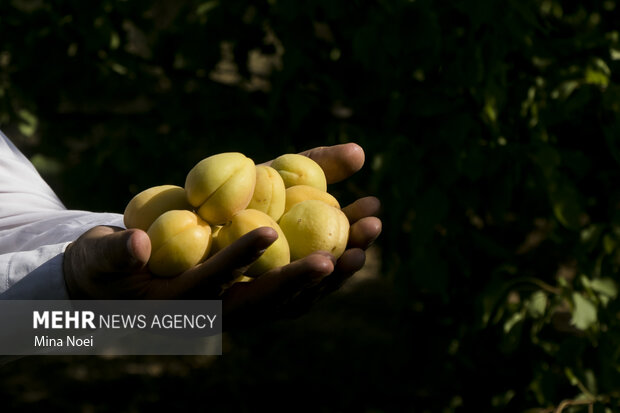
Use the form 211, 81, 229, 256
62, 242, 85, 300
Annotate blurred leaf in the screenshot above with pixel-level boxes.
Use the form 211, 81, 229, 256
491, 389, 516, 407
583, 276, 619, 308
504, 310, 525, 334
483, 96, 497, 123
197, 0, 219, 16
110, 62, 128, 75
17, 108, 37, 137
552, 80, 580, 100
584, 369, 597, 396
564, 366, 579, 386
585, 67, 609, 88
525, 291, 547, 318
585, 58, 611, 89
580, 224, 604, 252
550, 182, 583, 230
603, 234, 616, 254
590, 278, 618, 299
110, 31, 120, 50
571, 292, 597, 330
30, 153, 63, 176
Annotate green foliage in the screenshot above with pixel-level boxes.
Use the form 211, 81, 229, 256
4, 0, 620, 410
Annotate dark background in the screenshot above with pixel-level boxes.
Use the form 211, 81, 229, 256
2, 0, 620, 411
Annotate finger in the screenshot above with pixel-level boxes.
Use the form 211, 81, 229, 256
315, 248, 366, 298
92, 228, 151, 274
181, 226, 278, 293
272, 249, 366, 320
303, 248, 366, 296
334, 248, 366, 276
342, 196, 381, 223
127, 229, 152, 269
298, 143, 365, 184
222, 251, 335, 325
282, 248, 366, 317
348, 216, 382, 249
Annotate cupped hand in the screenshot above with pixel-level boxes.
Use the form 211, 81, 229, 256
221, 194, 381, 328
63, 224, 279, 300
225, 143, 381, 326
63, 143, 381, 328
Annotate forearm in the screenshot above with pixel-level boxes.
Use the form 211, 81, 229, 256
0, 243, 70, 299
0, 211, 124, 299
0, 129, 128, 298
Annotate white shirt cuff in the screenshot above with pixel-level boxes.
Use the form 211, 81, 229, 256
0, 242, 71, 300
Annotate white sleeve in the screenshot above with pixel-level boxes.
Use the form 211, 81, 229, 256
0, 130, 124, 299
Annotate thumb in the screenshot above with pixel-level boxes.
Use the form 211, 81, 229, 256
92, 227, 151, 274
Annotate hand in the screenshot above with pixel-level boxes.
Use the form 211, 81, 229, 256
224, 143, 382, 326
63, 224, 281, 300
63, 143, 381, 328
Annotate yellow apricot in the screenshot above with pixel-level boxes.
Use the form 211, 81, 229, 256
220, 275, 253, 293
185, 152, 256, 225
279, 200, 349, 260
123, 185, 192, 231
147, 210, 212, 277
270, 154, 327, 191
247, 165, 286, 221
215, 209, 290, 277
284, 185, 340, 215
211, 224, 223, 240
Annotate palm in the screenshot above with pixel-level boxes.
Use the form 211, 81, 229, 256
63, 143, 381, 327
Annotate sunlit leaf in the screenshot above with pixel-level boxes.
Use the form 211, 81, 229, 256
551, 80, 580, 100
197, 1, 219, 16
525, 291, 547, 318
591, 278, 618, 297
585, 59, 610, 87
580, 224, 603, 252
491, 389, 515, 407
110, 62, 128, 75
603, 234, 616, 254
564, 367, 579, 385
483, 97, 497, 123
571, 292, 597, 330
504, 311, 524, 333
30, 154, 63, 176
17, 108, 37, 137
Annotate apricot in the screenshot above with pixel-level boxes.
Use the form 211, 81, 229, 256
220, 275, 253, 293
247, 165, 286, 221
279, 200, 349, 260
185, 152, 256, 225
215, 209, 290, 276
147, 210, 212, 277
123, 185, 192, 231
270, 154, 327, 191
284, 185, 340, 215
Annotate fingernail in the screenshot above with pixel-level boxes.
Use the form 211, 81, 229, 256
256, 229, 278, 249
248, 248, 268, 263
126, 234, 141, 269
314, 250, 337, 265
303, 261, 333, 288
